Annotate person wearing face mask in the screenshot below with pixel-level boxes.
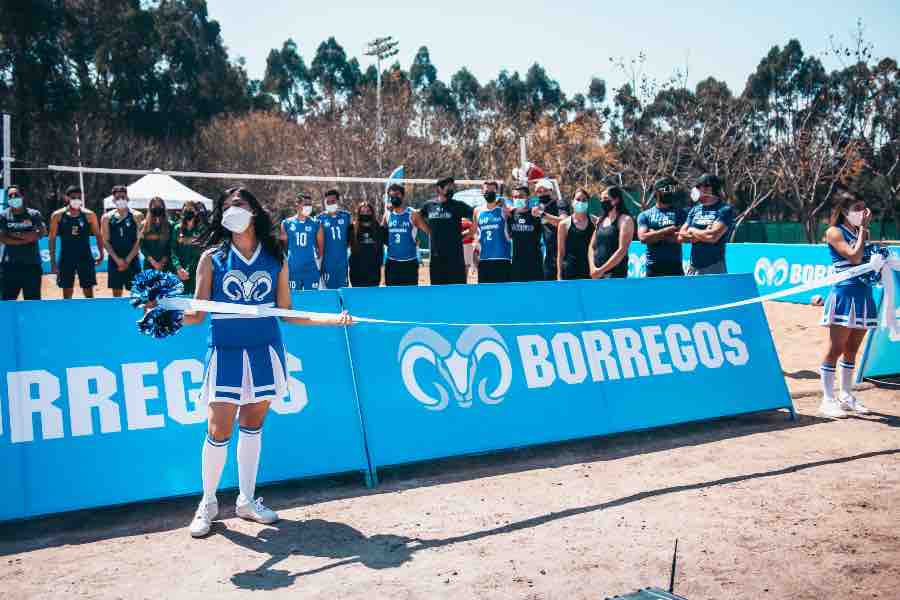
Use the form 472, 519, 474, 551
533, 178, 570, 280
156, 186, 351, 538
139, 196, 174, 274
349, 201, 387, 287
472, 181, 512, 283
817, 186, 884, 419
637, 177, 687, 277
49, 185, 105, 299
556, 188, 598, 280
383, 184, 430, 286
280, 192, 323, 291
677, 174, 734, 275
0, 185, 47, 300
507, 185, 545, 282
319, 189, 353, 289
171, 200, 208, 295
590, 186, 634, 279
101, 185, 144, 297
421, 177, 474, 285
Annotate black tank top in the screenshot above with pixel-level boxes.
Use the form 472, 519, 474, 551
108, 211, 138, 257
562, 217, 595, 280
59, 210, 92, 258
508, 212, 543, 268
593, 215, 628, 278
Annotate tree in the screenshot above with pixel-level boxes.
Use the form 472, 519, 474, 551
263, 39, 312, 117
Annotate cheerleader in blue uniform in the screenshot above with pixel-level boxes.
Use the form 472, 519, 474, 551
819, 187, 877, 419
181, 187, 349, 537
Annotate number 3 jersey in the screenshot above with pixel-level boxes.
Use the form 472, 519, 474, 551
203, 243, 287, 405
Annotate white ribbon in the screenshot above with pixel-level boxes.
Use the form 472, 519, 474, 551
158, 254, 900, 333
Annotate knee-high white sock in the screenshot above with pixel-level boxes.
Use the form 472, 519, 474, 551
237, 426, 262, 504
838, 360, 855, 394
202, 434, 229, 505
820, 364, 836, 401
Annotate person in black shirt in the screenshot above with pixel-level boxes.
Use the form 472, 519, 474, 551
421, 177, 474, 285
0, 185, 46, 300
557, 189, 598, 280
507, 184, 544, 282
349, 201, 386, 287
535, 178, 571, 280
589, 186, 634, 279
101, 185, 143, 297
49, 185, 105, 299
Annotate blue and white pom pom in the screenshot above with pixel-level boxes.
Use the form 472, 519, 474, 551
131, 269, 186, 338
861, 246, 891, 286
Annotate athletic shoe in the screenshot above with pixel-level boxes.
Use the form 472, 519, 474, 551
839, 392, 870, 414
236, 497, 278, 524
819, 397, 847, 419
189, 500, 218, 538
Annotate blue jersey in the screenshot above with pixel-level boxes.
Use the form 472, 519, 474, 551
320, 210, 352, 273
477, 205, 511, 261
386, 208, 418, 261
637, 205, 687, 266
208, 243, 282, 348
284, 216, 320, 275
828, 224, 872, 288
685, 200, 734, 268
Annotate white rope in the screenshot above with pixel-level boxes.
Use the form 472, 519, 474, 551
47, 165, 488, 187
157, 256, 899, 333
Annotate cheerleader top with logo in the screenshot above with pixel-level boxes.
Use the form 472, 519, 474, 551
828, 224, 871, 289
208, 243, 282, 349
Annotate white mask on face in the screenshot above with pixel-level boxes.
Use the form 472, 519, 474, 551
115, 199, 128, 210
690, 187, 701, 203
222, 206, 253, 233
325, 203, 338, 214
845, 210, 864, 227
302, 205, 313, 217
69, 199, 83, 209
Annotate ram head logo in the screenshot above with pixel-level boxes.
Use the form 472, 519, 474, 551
754, 257, 789, 286
627, 253, 647, 278
223, 270, 273, 302
397, 326, 513, 411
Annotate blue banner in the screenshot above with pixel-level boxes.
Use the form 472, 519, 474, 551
626, 242, 900, 304
0, 291, 370, 521
861, 268, 900, 378
341, 274, 792, 472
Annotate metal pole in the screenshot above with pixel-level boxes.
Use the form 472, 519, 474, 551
2, 113, 11, 190
376, 55, 383, 173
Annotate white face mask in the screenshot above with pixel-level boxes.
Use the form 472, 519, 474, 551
845, 210, 864, 227
690, 187, 701, 203
222, 206, 253, 234
115, 199, 128, 210
302, 205, 313, 217
325, 203, 338, 214
69, 198, 83, 209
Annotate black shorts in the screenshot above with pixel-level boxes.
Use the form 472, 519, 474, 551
1, 264, 43, 300
349, 266, 382, 287
478, 260, 511, 284
646, 261, 684, 277
429, 257, 467, 285
385, 259, 419, 286
510, 258, 544, 282
107, 258, 140, 290
57, 255, 96, 289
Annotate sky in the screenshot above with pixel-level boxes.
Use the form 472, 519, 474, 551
208, 0, 900, 100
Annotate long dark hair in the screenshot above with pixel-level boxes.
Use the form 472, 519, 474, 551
141, 196, 171, 240
605, 186, 631, 216
196, 186, 284, 265
828, 186, 864, 228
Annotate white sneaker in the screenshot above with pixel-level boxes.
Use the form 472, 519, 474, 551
839, 392, 870, 414
235, 497, 279, 524
189, 499, 219, 538
819, 397, 848, 419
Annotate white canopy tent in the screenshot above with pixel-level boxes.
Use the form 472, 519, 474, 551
101, 169, 213, 210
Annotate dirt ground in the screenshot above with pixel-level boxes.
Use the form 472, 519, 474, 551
2, 285, 898, 599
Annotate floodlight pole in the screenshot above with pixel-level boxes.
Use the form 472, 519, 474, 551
2, 113, 11, 191
365, 36, 399, 174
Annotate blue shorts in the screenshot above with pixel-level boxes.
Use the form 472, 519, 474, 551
322, 268, 348, 289
820, 285, 878, 330
200, 344, 288, 406
290, 270, 320, 291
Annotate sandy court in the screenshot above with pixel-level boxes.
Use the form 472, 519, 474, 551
2, 289, 898, 599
